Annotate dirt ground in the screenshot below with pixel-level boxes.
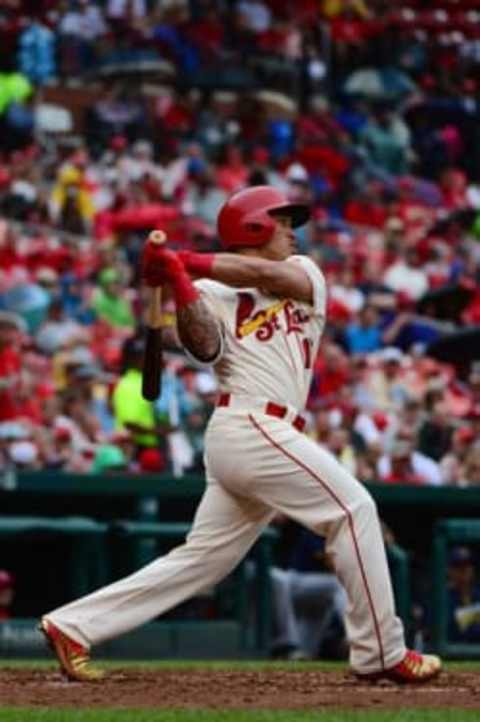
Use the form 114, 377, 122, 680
1, 667, 479, 710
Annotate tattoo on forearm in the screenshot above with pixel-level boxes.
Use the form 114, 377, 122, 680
177, 298, 222, 362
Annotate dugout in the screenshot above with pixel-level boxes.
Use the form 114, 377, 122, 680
1, 471, 480, 658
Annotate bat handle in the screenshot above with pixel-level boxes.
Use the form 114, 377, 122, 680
146, 286, 163, 328
142, 229, 166, 402
142, 325, 163, 401
142, 285, 163, 401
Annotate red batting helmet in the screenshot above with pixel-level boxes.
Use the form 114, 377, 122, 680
217, 186, 310, 250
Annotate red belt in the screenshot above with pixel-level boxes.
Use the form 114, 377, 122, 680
216, 393, 306, 432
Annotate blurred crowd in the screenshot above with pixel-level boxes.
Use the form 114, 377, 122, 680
0, 0, 479, 485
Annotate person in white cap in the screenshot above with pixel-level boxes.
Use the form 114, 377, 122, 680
8, 440, 39, 469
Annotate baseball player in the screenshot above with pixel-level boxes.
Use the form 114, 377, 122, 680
40, 186, 441, 683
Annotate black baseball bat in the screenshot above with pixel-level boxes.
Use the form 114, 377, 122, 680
141, 231, 165, 401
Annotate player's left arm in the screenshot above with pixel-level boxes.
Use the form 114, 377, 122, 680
176, 296, 223, 363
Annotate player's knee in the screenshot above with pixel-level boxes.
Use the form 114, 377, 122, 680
213, 544, 244, 572
183, 538, 239, 570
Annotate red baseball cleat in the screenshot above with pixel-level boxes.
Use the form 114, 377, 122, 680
357, 650, 442, 684
386, 650, 442, 683
39, 618, 104, 682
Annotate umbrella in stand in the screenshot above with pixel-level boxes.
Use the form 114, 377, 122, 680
404, 97, 477, 124
253, 90, 298, 119
427, 327, 480, 377
344, 67, 417, 99
416, 284, 475, 322
91, 59, 176, 81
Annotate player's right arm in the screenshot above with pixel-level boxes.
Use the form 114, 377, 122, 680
179, 251, 314, 304
200, 254, 313, 303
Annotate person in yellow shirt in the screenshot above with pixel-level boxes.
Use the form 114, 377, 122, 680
112, 335, 173, 452
49, 149, 95, 232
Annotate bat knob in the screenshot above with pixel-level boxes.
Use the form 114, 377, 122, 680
148, 230, 167, 246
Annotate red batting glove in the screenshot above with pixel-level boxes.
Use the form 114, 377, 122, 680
142, 243, 184, 286
178, 250, 215, 278
141, 243, 199, 308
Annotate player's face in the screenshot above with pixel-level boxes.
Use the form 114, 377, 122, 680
262, 215, 296, 260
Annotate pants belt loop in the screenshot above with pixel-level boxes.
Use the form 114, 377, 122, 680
265, 402, 287, 419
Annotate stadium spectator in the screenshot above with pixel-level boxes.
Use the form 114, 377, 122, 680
7, 439, 40, 470
0, 570, 15, 621
359, 106, 411, 176
417, 400, 453, 463
184, 168, 227, 226
448, 547, 480, 644
57, 1, 108, 76
111, 335, 173, 458
35, 299, 87, 355
458, 448, 480, 489
269, 526, 347, 661
17, 19, 55, 84
54, 389, 100, 454
330, 268, 365, 315
378, 435, 442, 487
90, 268, 135, 329
49, 149, 96, 233
0, 312, 26, 422
325, 427, 357, 477
365, 348, 410, 413
88, 85, 150, 150
92, 443, 128, 474
343, 305, 382, 354
440, 427, 475, 487
383, 248, 429, 301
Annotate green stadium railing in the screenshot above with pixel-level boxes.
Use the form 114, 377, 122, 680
0, 515, 107, 598
0, 512, 278, 655
3, 473, 480, 655
5, 472, 480, 509
433, 519, 480, 658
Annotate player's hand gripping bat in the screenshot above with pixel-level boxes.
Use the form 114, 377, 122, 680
141, 230, 166, 401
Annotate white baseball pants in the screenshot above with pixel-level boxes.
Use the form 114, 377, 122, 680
46, 407, 406, 674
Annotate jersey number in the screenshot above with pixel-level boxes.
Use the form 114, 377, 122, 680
302, 338, 312, 369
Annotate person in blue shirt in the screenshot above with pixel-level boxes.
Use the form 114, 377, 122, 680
154, 361, 194, 428
344, 305, 383, 354
270, 526, 347, 660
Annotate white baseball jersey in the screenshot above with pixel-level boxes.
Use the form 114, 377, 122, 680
193, 255, 327, 411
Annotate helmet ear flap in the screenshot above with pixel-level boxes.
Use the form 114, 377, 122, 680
242, 212, 276, 245
244, 222, 265, 232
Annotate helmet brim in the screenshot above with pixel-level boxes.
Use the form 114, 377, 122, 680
268, 203, 310, 228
